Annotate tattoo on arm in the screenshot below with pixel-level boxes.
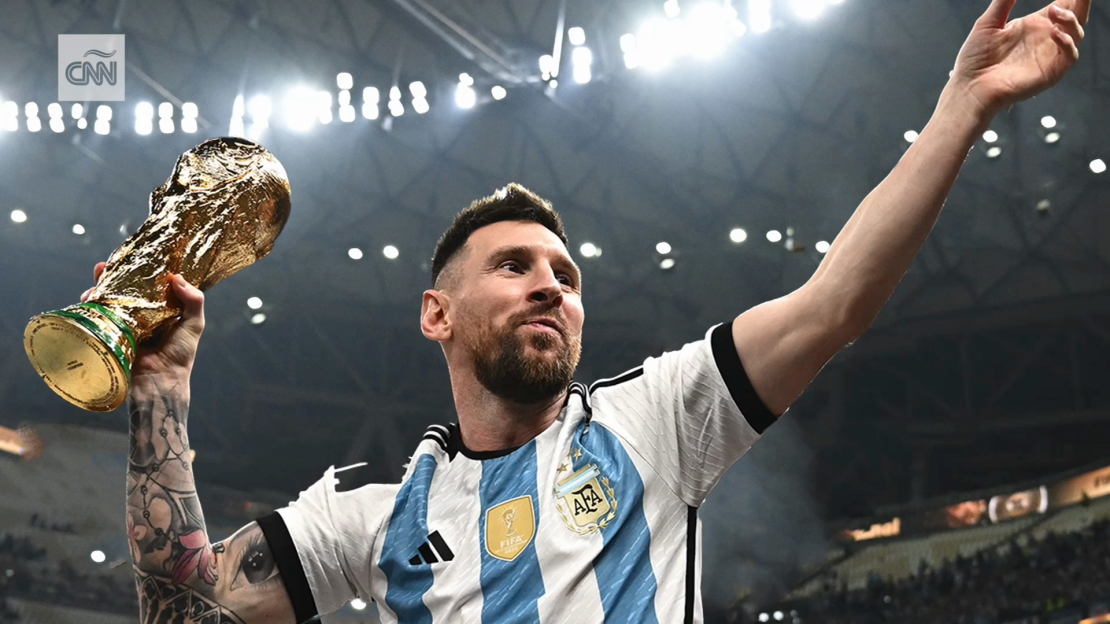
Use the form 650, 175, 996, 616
127, 381, 289, 623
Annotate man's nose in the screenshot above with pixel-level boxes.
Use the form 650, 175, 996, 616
528, 268, 563, 304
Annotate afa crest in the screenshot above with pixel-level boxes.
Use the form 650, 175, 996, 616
554, 462, 618, 534
484, 495, 536, 562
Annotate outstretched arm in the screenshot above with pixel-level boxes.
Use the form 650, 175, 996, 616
82, 263, 296, 622
730, 0, 1090, 416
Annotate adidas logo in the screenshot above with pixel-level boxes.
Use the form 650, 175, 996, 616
408, 530, 454, 566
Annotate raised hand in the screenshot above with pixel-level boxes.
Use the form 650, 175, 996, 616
952, 0, 1089, 116
81, 262, 206, 382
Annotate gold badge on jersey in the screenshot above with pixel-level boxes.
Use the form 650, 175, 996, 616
485, 495, 536, 562
554, 462, 618, 534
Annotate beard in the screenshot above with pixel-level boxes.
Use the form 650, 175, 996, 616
466, 310, 582, 405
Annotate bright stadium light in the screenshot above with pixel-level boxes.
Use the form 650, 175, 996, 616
664, 0, 681, 18
96, 105, 112, 121
539, 55, 556, 79
568, 26, 586, 46
25, 102, 38, 117
580, 242, 598, 258
351, 599, 367, 611
94, 119, 110, 135
572, 46, 593, 67
77, 117, 88, 130
986, 146, 1002, 159
412, 98, 430, 114
1044, 131, 1060, 144
247, 297, 263, 310
72, 223, 85, 235
136, 102, 154, 120
388, 99, 404, 117
348, 247, 363, 260
660, 258, 676, 270
90, 550, 106, 563
459, 73, 474, 87
1041, 115, 1057, 129
159, 118, 174, 134
337, 72, 353, 90
904, 130, 919, 143
182, 102, 198, 119
620, 34, 639, 68
158, 102, 173, 119
773, 612, 784, 621
815, 240, 830, 253
1092, 159, 1107, 174
767, 229, 782, 243
455, 83, 476, 109
338, 89, 351, 106
339, 104, 356, 122
983, 130, 998, 143
383, 245, 399, 259
491, 85, 507, 100
573, 65, 592, 84
248, 95, 271, 128
10, 209, 27, 223
47, 103, 62, 118
759, 614, 770, 623
791, 0, 825, 19
409, 81, 427, 99
26, 117, 41, 132
363, 87, 380, 120
317, 91, 334, 124
729, 228, 747, 243
750, 0, 772, 33
50, 118, 64, 133
250, 313, 266, 325
656, 241, 672, 254
71, 103, 83, 119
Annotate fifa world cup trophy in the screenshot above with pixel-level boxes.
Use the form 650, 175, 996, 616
23, 137, 291, 412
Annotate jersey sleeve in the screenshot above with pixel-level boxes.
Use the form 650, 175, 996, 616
258, 464, 396, 621
588, 320, 777, 507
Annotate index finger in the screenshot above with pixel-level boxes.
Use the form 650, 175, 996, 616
1060, 0, 1091, 26
93, 262, 106, 283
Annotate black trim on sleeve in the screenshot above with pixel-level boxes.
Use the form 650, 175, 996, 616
684, 505, 697, 624
257, 511, 319, 624
710, 320, 777, 434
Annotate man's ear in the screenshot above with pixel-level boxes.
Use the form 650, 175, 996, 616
421, 289, 451, 342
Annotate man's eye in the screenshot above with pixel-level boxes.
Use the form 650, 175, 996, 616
241, 544, 276, 584
501, 261, 523, 272
557, 275, 573, 286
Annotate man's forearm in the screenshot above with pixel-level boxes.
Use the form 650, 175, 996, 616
126, 377, 220, 613
810, 85, 993, 334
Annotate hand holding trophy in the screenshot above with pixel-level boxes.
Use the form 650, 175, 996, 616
24, 137, 291, 412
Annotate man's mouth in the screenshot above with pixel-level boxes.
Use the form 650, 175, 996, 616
522, 318, 563, 336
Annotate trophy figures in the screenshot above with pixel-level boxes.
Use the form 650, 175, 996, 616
24, 137, 291, 412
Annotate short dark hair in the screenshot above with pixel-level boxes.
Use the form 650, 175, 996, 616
431, 183, 568, 288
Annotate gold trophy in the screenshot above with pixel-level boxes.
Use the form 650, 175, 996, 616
23, 137, 291, 412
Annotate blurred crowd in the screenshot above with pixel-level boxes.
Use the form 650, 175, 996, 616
738, 518, 1110, 624
0, 532, 135, 619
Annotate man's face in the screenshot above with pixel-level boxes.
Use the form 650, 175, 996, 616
446, 220, 584, 404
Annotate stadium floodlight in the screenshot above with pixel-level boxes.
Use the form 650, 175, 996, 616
158, 102, 173, 119
351, 599, 367, 611
573, 65, 592, 84
94, 119, 110, 135
181, 118, 197, 133
1091, 159, 1107, 174
1041, 115, 1057, 129
77, 117, 88, 130
337, 72, 353, 90
363, 102, 379, 120
620, 33, 637, 53
71, 103, 83, 119
136, 102, 154, 119
572, 46, 593, 67
72, 224, 85, 235
455, 83, 476, 109
568, 26, 586, 46
749, 0, 772, 33
759, 614, 770, 623
96, 104, 112, 121
580, 242, 598, 258
983, 130, 998, 143
638, 18, 677, 70
26, 117, 41, 132
986, 146, 1002, 159
90, 550, 106, 563
904, 130, 919, 143
656, 241, 672, 254
664, 0, 680, 18
247, 297, 263, 310
338, 89, 351, 106
459, 73, 474, 87
25, 103, 38, 117
791, 0, 825, 19
729, 228, 747, 243
10, 209, 26, 223
773, 612, 784, 621
388, 99, 404, 117
283, 87, 317, 131
815, 240, 831, 253
364, 87, 381, 105
182, 102, 198, 119
159, 118, 174, 134
409, 81, 427, 99
1044, 131, 1060, 144
50, 118, 64, 133
3, 104, 20, 130
767, 229, 782, 243
248, 96, 270, 128
383, 245, 399, 259
47, 103, 62, 118
348, 247, 363, 260
250, 313, 266, 325
491, 85, 507, 100
539, 55, 556, 78
412, 97, 430, 114
660, 258, 676, 270
339, 104, 356, 122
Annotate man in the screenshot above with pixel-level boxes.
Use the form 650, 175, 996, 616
87, 0, 1089, 621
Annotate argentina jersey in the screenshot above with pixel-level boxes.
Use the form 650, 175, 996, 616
258, 321, 776, 623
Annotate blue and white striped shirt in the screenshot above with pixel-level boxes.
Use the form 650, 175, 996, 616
260, 322, 775, 623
